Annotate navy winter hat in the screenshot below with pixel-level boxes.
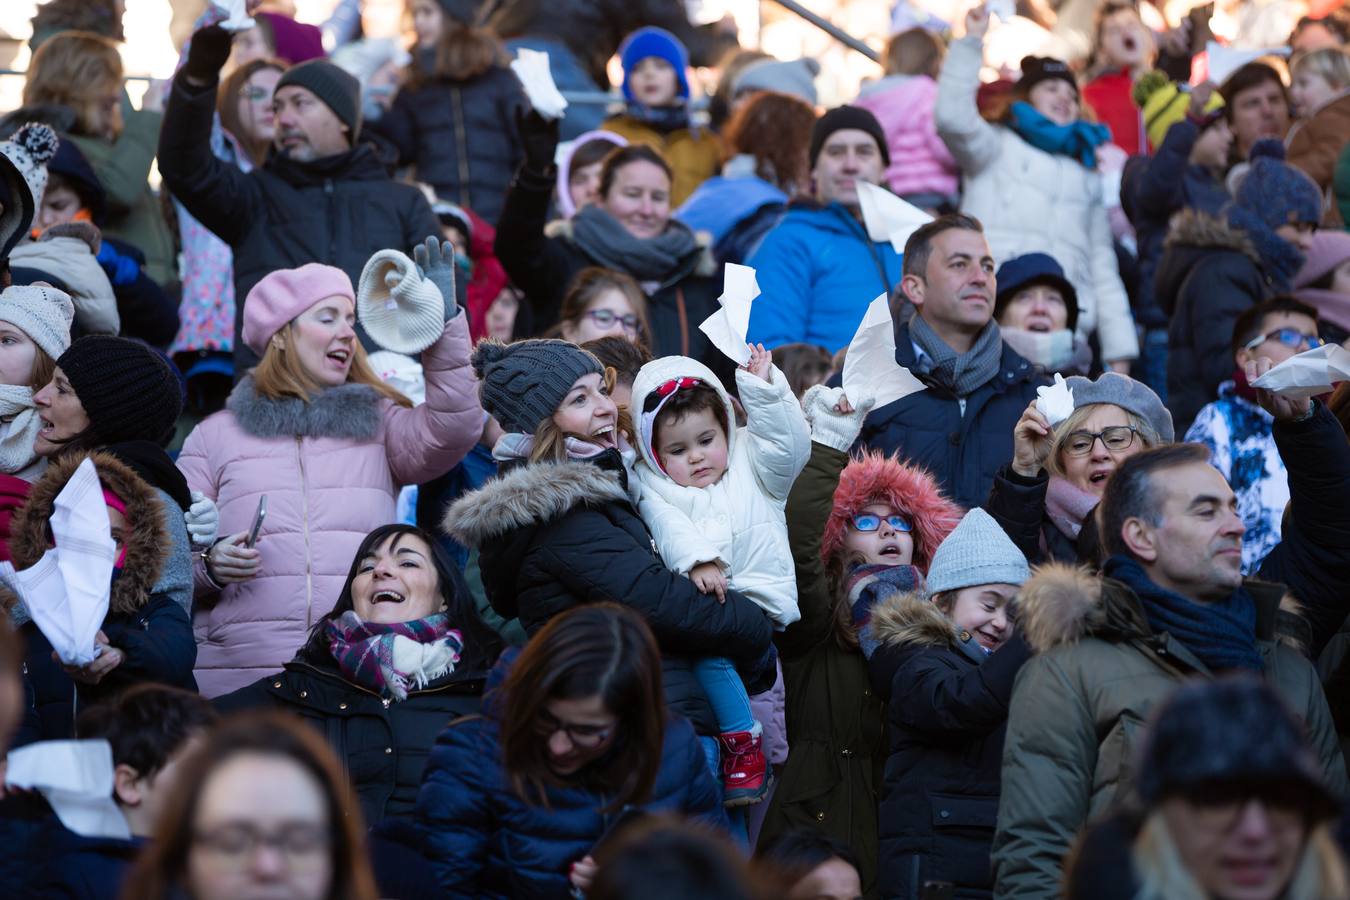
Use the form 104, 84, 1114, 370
1237, 140, 1321, 230
994, 253, 1080, 333
1017, 55, 1078, 97
809, 105, 890, 168
620, 27, 691, 103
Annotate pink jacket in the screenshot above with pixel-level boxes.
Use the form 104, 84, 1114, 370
854, 75, 960, 200
177, 315, 483, 697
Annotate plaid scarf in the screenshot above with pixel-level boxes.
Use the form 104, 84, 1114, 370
845, 563, 923, 658
325, 610, 464, 702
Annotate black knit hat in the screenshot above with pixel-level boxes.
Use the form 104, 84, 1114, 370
57, 336, 184, 448
1017, 55, 1078, 97
471, 339, 603, 435
809, 105, 890, 168
275, 59, 362, 139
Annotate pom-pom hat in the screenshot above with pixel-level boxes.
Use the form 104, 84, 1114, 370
471, 339, 603, 436
0, 123, 59, 261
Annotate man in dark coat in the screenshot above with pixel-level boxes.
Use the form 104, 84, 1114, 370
859, 214, 1047, 510
160, 24, 440, 372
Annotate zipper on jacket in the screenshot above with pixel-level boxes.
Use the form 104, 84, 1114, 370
451, 87, 471, 209
324, 179, 337, 262
296, 437, 315, 628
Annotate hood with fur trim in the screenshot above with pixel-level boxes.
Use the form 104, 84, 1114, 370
821, 451, 964, 572
443, 458, 628, 548
630, 355, 738, 479
869, 590, 960, 649
9, 451, 167, 616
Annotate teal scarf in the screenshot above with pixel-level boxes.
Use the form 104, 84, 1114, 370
1008, 101, 1111, 169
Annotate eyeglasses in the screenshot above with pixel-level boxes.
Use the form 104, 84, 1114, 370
1243, 328, 1323, 352
849, 514, 912, 533
193, 823, 331, 865
240, 86, 273, 103
1062, 425, 1141, 457
534, 709, 614, 748
584, 309, 640, 333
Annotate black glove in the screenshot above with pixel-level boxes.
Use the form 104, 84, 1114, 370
515, 107, 560, 175
184, 25, 234, 84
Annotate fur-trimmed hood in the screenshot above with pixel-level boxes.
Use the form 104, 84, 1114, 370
443, 458, 628, 548
821, 451, 964, 571
226, 375, 384, 441
1162, 209, 1262, 265
869, 590, 959, 649
10, 451, 166, 615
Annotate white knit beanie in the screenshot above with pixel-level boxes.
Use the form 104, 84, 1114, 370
926, 508, 1031, 595
357, 250, 446, 354
0, 284, 75, 362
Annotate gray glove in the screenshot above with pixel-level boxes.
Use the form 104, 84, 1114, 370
413, 236, 460, 320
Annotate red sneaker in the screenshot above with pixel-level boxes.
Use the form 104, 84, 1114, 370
718, 727, 771, 807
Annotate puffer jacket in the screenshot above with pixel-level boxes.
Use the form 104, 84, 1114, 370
416, 693, 727, 898
991, 564, 1348, 899
631, 357, 810, 628
868, 593, 1031, 900
746, 201, 903, 353
371, 66, 526, 226
216, 651, 487, 825
935, 36, 1138, 363
442, 454, 775, 736
854, 74, 960, 200
1286, 88, 1350, 226
601, 114, 722, 207
177, 316, 482, 698
674, 165, 787, 266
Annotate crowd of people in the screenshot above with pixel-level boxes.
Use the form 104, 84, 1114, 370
1, 0, 1350, 898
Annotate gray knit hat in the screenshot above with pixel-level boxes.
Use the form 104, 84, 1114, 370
1063, 372, 1175, 443
0, 284, 73, 362
732, 57, 821, 106
276, 60, 362, 138
926, 508, 1030, 595
472, 339, 604, 435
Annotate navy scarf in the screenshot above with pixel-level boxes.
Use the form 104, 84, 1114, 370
1104, 556, 1264, 672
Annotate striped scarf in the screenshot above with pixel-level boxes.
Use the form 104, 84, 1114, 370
325, 610, 464, 702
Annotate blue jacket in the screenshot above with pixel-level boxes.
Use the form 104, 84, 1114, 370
858, 323, 1047, 510
747, 201, 903, 352
676, 174, 785, 244
416, 700, 727, 898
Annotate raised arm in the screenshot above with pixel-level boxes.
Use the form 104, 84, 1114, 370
736, 362, 811, 503
934, 12, 1002, 177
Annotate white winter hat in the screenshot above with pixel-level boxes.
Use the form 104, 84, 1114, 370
0, 283, 74, 361
356, 249, 446, 354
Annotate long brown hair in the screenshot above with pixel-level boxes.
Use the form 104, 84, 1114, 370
498, 604, 665, 812
252, 323, 413, 407
554, 267, 652, 349
723, 91, 817, 194
118, 712, 379, 900
218, 58, 287, 167
406, 22, 506, 89
526, 365, 635, 462
23, 31, 123, 138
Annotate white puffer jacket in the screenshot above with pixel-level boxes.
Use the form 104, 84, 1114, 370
935, 36, 1139, 363
631, 356, 811, 629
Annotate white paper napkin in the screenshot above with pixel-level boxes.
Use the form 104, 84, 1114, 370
699, 264, 759, 366
1204, 41, 1289, 86
1250, 343, 1350, 401
841, 295, 926, 409
214, 0, 256, 32
856, 181, 934, 254
510, 48, 569, 120
6, 740, 130, 839
1035, 372, 1076, 425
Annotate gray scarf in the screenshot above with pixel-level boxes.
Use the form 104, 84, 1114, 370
570, 205, 703, 289
909, 316, 1003, 397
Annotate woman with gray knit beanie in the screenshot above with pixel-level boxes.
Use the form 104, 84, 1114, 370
443, 337, 776, 758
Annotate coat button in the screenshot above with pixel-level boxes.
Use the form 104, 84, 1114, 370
299, 690, 308, 699
338, 702, 348, 710
815, 812, 825, 821
272, 681, 282, 689
940, 809, 950, 819
385, 747, 393, 755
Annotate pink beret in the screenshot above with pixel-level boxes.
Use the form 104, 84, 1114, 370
242, 264, 356, 356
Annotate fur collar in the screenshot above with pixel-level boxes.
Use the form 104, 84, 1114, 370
10, 451, 166, 615
869, 591, 958, 649
227, 375, 383, 441
548, 217, 719, 278
1164, 209, 1262, 266
442, 458, 628, 547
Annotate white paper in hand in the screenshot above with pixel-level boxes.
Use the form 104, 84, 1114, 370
1250, 343, 1350, 401
698, 264, 759, 366
987, 0, 1015, 21
1, 458, 115, 665
6, 740, 131, 839
1204, 41, 1289, 86
856, 181, 934, 254
842, 295, 925, 409
510, 48, 569, 120
214, 0, 256, 32
1035, 372, 1076, 425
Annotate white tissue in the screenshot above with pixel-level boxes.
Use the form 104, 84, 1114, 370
1035, 372, 1076, 425
510, 49, 569, 121
1250, 344, 1350, 401
215, 0, 256, 32
1204, 42, 1289, 86
698, 264, 759, 366
987, 0, 1015, 21
856, 181, 934, 254
6, 741, 130, 839
842, 295, 926, 409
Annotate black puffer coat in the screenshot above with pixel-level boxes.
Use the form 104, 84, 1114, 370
981, 464, 1102, 568
442, 454, 775, 735
867, 593, 1031, 900
371, 66, 525, 225
216, 654, 486, 825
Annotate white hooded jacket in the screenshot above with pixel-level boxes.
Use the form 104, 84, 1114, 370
630, 356, 811, 629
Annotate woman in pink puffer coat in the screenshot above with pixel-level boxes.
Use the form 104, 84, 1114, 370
177, 260, 482, 697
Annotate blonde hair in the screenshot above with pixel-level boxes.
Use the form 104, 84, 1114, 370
1045, 403, 1160, 478
23, 31, 124, 138
1133, 810, 1349, 900
1292, 47, 1350, 93
253, 325, 413, 407
526, 366, 634, 463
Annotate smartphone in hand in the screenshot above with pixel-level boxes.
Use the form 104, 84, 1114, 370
246, 495, 267, 549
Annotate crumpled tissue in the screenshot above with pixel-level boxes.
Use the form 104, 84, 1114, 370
510, 49, 568, 120
6, 740, 130, 839
841, 295, 925, 409
1250, 343, 1350, 401
699, 264, 759, 366
1035, 372, 1076, 425
857, 181, 934, 254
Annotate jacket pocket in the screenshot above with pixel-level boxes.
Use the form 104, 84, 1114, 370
928, 792, 997, 831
